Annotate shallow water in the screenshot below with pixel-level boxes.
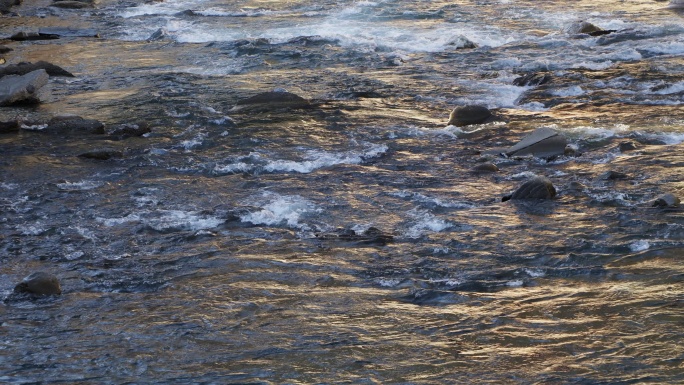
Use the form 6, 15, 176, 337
1, 0, 684, 383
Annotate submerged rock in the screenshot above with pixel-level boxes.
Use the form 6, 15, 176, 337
10, 32, 60, 41
652, 193, 680, 208
447, 105, 494, 127
148, 27, 170, 41
107, 122, 151, 138
45, 115, 105, 134
470, 162, 499, 173
38, 27, 99, 38
78, 147, 123, 160
233, 90, 310, 111
513, 72, 552, 87
0, 69, 49, 106
315, 226, 393, 246
618, 141, 637, 152
0, 45, 12, 54
504, 176, 557, 201
0, 61, 74, 78
506, 127, 568, 159
599, 170, 629, 180
13, 272, 62, 296
50, 0, 93, 9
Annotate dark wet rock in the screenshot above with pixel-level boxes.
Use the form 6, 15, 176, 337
106, 122, 151, 138
0, 45, 12, 54
652, 193, 680, 208
503, 176, 557, 201
45, 115, 105, 134
148, 27, 170, 41
470, 162, 499, 173
175, 9, 200, 16
38, 27, 99, 38
50, 0, 93, 8
286, 35, 339, 46
506, 127, 568, 159
566, 181, 587, 193
10, 32, 60, 41
513, 72, 552, 87
0, 61, 74, 78
599, 170, 629, 180
0, 0, 21, 14
447, 105, 493, 127
619, 141, 637, 152
315, 226, 393, 246
0, 119, 20, 133
446, 35, 477, 49
566, 21, 616, 36
13, 272, 62, 296
0, 69, 49, 106
233, 90, 310, 111
78, 147, 123, 160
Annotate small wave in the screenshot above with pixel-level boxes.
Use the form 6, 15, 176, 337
97, 210, 223, 232
239, 193, 320, 230
212, 143, 387, 175
404, 209, 452, 238
390, 191, 474, 209
56, 180, 104, 191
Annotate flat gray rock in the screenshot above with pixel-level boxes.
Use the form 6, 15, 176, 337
38, 27, 99, 38
506, 127, 568, 159
0, 69, 49, 106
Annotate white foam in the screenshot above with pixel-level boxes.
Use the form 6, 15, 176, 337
376, 278, 403, 287
550, 85, 585, 97
17, 223, 47, 236
523, 268, 546, 278
507, 279, 524, 287
563, 124, 630, 140
404, 209, 452, 238
390, 191, 474, 209
629, 240, 650, 252
652, 81, 684, 95
213, 143, 387, 175
97, 210, 223, 232
56, 180, 104, 191
240, 193, 320, 230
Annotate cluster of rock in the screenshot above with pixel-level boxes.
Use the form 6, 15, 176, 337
446, 103, 680, 206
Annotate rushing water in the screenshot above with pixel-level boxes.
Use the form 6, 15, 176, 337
1, 0, 684, 383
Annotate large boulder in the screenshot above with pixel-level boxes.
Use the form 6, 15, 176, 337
506, 127, 568, 159
504, 176, 557, 201
0, 61, 74, 78
13, 272, 62, 296
447, 105, 494, 127
0, 69, 49, 106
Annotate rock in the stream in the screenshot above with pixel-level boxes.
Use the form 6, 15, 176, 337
506, 127, 568, 159
0, 0, 21, 14
233, 90, 311, 111
315, 226, 394, 246
565, 21, 616, 36
38, 27, 99, 38
0, 45, 12, 54
599, 170, 629, 180
148, 27, 170, 41
13, 272, 62, 296
10, 32, 60, 41
0, 69, 49, 106
0, 119, 20, 133
45, 114, 105, 134
470, 162, 499, 173
513, 72, 552, 87
447, 105, 494, 127
503, 176, 557, 201
0, 61, 74, 78
618, 141, 637, 152
652, 193, 680, 208
78, 147, 123, 160
50, 0, 93, 9
107, 122, 151, 138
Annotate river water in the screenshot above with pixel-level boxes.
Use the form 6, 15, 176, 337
1, 0, 684, 383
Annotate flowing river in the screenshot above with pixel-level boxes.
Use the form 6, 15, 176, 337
1, 0, 683, 383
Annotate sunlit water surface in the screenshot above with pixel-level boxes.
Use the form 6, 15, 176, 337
1, 0, 683, 383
